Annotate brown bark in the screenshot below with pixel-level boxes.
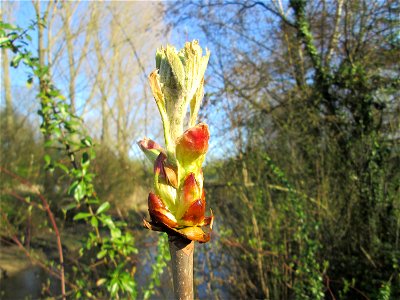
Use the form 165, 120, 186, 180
168, 235, 194, 300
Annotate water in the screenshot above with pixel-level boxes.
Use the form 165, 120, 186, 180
0, 232, 173, 300
0, 228, 229, 300
0, 266, 59, 300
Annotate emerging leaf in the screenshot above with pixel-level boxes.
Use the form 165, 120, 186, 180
180, 199, 206, 225
140, 40, 213, 243
138, 138, 164, 164
148, 193, 177, 228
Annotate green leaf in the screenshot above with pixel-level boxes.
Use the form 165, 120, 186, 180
110, 282, 119, 296
68, 180, 79, 195
0, 22, 19, 31
62, 202, 77, 212
97, 249, 107, 259
44, 154, 51, 165
111, 227, 121, 239
11, 53, 23, 67
43, 154, 54, 171
121, 277, 134, 293
53, 127, 61, 138
86, 198, 100, 205
73, 212, 91, 221
56, 163, 69, 174
0, 37, 10, 46
100, 215, 114, 228
74, 181, 86, 201
96, 202, 110, 215
81, 152, 90, 169
91, 216, 98, 228
81, 137, 92, 147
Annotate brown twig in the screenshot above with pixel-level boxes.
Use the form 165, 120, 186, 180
0, 167, 66, 300
5, 190, 45, 211
325, 275, 337, 300
0, 211, 77, 289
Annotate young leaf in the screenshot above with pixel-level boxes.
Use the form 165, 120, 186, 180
0, 37, 10, 46
11, 53, 23, 67
81, 137, 92, 147
97, 249, 108, 259
96, 202, 111, 215
73, 212, 92, 221
74, 181, 86, 201
56, 163, 69, 174
62, 202, 77, 211
44, 154, 51, 165
91, 216, 99, 228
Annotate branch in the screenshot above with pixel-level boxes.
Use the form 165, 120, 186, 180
5, 191, 45, 211
289, 0, 336, 113
325, 0, 344, 64
0, 167, 66, 300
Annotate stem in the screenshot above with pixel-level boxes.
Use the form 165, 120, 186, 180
168, 235, 194, 300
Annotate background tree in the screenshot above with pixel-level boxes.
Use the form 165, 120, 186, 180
1, 0, 398, 299
170, 0, 400, 299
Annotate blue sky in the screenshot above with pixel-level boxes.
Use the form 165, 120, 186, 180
2, 1, 239, 162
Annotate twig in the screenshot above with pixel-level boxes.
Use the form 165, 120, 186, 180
0, 167, 66, 300
0, 211, 78, 290
5, 190, 45, 211
325, 275, 336, 300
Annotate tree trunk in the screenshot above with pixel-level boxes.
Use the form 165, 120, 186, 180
33, 0, 56, 202
1, 10, 15, 169
168, 235, 194, 300
2, 45, 13, 132
64, 2, 76, 114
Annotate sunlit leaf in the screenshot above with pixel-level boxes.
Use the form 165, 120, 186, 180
73, 212, 91, 221
91, 216, 98, 228
96, 202, 110, 215
97, 249, 107, 259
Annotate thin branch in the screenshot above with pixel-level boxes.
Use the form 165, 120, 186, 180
0, 167, 66, 300
326, 0, 344, 64
4, 191, 45, 211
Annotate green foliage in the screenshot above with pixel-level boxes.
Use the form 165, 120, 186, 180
106, 262, 137, 298
378, 281, 391, 300
263, 154, 325, 300
1, 20, 143, 299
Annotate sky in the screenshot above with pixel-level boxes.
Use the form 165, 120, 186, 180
1, 1, 240, 163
